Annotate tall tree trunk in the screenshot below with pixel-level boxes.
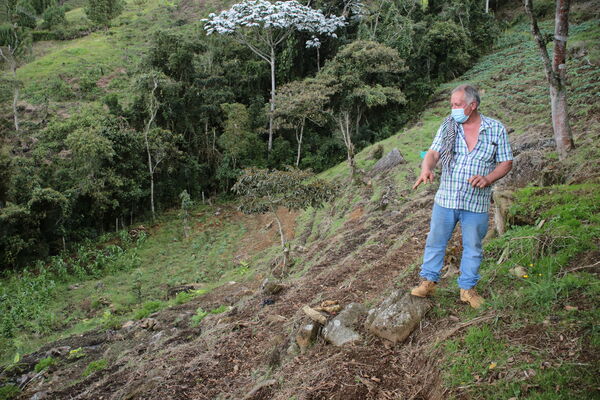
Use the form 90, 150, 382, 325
524, 0, 574, 160
144, 78, 159, 221
12, 65, 19, 132
268, 46, 276, 152
295, 119, 305, 167
338, 111, 356, 177
272, 207, 288, 268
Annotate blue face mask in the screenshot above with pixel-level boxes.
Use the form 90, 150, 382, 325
451, 108, 469, 123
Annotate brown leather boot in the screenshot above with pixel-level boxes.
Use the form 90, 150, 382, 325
460, 288, 485, 309
410, 280, 437, 297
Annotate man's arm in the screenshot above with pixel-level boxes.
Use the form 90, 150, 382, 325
468, 160, 513, 188
412, 149, 440, 189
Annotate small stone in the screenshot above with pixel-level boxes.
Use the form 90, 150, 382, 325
30, 391, 48, 400
296, 324, 319, 353
265, 314, 287, 324
45, 346, 71, 358
139, 318, 160, 331
509, 266, 527, 278
121, 320, 135, 330
261, 278, 285, 295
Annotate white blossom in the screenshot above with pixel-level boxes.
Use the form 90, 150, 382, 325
200, 0, 346, 48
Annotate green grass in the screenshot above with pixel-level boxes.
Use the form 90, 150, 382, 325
12, 0, 195, 104
440, 184, 600, 398
34, 356, 56, 372
0, 201, 260, 365
82, 359, 107, 377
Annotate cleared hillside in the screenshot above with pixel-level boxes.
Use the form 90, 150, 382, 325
1, 9, 599, 399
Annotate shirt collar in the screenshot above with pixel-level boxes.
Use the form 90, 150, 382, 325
479, 113, 493, 132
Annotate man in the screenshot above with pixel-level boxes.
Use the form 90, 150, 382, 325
410, 84, 513, 309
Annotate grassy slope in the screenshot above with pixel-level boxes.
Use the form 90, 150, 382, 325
300, 18, 600, 399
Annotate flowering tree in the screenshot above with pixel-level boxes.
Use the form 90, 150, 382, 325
201, 0, 346, 152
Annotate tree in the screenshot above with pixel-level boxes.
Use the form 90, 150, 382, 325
179, 189, 192, 239
524, 0, 574, 160
231, 166, 339, 270
201, 0, 346, 152
0, 21, 32, 132
274, 77, 333, 167
84, 0, 124, 29
317, 40, 406, 177
134, 71, 182, 220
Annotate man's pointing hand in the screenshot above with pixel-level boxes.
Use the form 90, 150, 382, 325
413, 170, 435, 190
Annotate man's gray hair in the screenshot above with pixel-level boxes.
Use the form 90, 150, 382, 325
452, 84, 480, 107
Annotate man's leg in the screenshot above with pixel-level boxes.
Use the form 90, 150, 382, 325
457, 210, 489, 290
419, 203, 459, 283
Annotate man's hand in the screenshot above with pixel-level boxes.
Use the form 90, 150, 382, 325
468, 175, 491, 188
413, 169, 435, 190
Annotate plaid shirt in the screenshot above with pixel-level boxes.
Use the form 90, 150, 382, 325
430, 113, 513, 213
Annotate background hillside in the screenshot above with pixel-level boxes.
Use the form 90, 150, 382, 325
1, 0, 599, 398
1, 0, 517, 269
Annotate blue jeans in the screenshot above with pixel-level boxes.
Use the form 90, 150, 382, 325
419, 203, 489, 290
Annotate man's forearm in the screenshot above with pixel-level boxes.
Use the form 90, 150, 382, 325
422, 150, 440, 172
485, 160, 513, 184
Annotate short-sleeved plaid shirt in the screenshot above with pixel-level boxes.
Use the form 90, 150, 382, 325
430, 113, 513, 213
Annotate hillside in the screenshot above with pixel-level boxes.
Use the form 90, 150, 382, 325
0, 5, 599, 398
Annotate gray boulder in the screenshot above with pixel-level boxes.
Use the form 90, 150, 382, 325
364, 291, 431, 343
322, 303, 367, 346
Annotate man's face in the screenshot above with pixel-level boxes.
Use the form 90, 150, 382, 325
450, 90, 476, 116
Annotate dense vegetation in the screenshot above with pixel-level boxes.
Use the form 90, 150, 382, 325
0, 0, 508, 269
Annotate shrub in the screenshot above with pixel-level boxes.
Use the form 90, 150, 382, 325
34, 356, 56, 372
82, 359, 107, 377
133, 300, 164, 320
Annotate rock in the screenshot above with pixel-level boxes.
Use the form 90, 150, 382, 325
167, 283, 203, 298
121, 320, 136, 330
261, 278, 285, 295
369, 148, 406, 176
265, 314, 287, 324
364, 291, 432, 344
322, 303, 367, 347
296, 323, 319, 353
44, 346, 71, 358
509, 266, 527, 278
30, 391, 48, 400
495, 150, 563, 190
139, 318, 160, 331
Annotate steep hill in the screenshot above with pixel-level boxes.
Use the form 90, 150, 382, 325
1, 6, 600, 400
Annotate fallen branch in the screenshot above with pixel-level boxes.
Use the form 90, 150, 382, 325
241, 379, 277, 399
302, 305, 327, 324
559, 260, 600, 277
431, 313, 499, 345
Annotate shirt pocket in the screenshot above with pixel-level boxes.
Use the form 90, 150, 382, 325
474, 138, 497, 163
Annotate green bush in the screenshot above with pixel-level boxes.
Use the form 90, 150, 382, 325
133, 300, 164, 320
0, 384, 20, 400
34, 356, 56, 372
190, 307, 208, 326
41, 5, 66, 29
